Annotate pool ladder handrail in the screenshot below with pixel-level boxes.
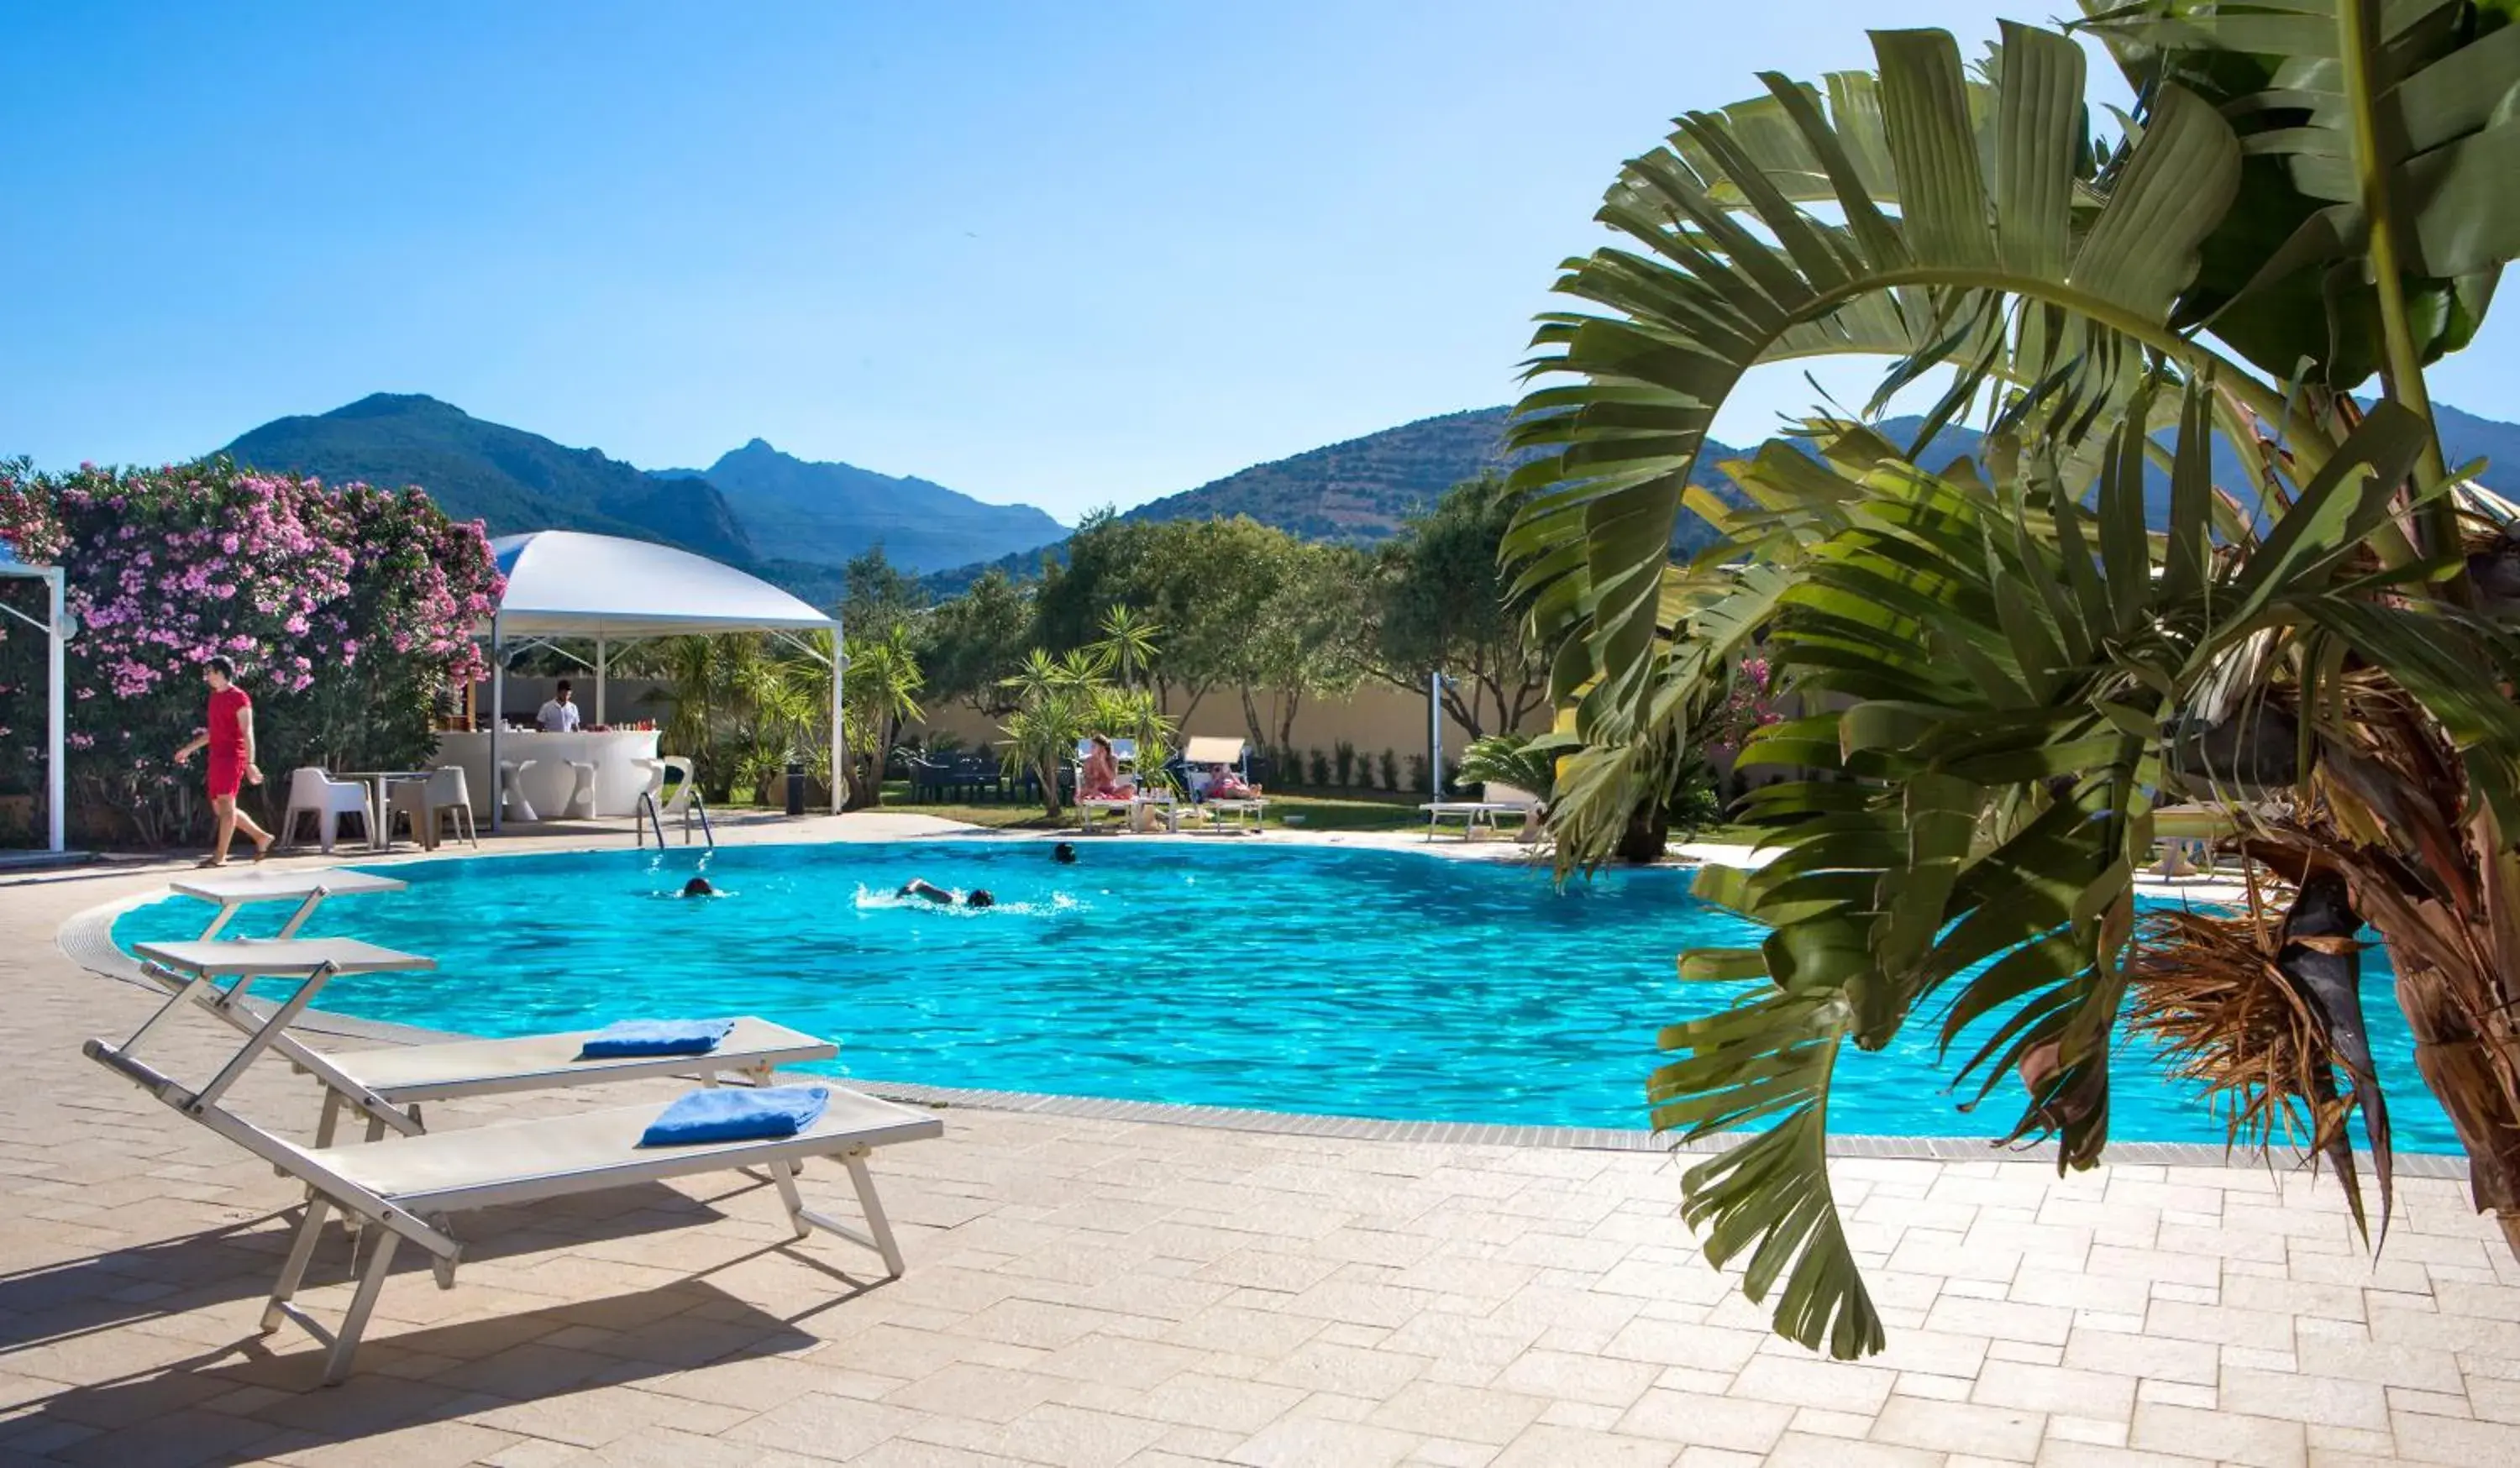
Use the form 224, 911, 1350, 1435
633, 789, 715, 850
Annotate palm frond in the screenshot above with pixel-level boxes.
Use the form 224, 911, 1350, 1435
1505, 23, 2263, 739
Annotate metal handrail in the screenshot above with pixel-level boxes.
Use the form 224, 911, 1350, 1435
687, 792, 716, 850
634, 778, 714, 851
633, 791, 666, 849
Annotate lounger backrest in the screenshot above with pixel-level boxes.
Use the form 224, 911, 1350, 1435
1484, 783, 1541, 809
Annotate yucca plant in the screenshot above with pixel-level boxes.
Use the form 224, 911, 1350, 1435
1504, 4, 2520, 1359
838, 625, 924, 810
1090, 606, 1162, 691
998, 648, 1105, 815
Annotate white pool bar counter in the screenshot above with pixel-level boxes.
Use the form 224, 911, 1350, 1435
435, 728, 661, 821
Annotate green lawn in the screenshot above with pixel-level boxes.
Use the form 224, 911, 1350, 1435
867, 780, 1430, 833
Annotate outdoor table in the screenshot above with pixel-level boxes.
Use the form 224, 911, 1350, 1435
337, 771, 433, 851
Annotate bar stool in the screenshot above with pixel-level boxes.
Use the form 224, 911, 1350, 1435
562, 761, 599, 820
498, 760, 540, 822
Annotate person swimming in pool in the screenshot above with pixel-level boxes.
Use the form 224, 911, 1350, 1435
681, 876, 718, 898
1053, 841, 1077, 865
898, 878, 995, 909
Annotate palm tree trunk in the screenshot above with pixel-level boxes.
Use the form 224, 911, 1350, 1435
1615, 802, 1671, 865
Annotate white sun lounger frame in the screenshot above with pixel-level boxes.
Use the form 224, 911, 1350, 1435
1419, 800, 1535, 841
171, 866, 411, 941
86, 945, 939, 1384
1078, 791, 1178, 834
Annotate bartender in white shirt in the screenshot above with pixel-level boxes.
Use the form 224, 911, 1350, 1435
537, 679, 583, 732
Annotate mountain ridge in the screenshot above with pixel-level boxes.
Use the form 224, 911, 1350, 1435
219, 396, 1066, 591
223, 393, 759, 565
652, 438, 1063, 574
218, 391, 2520, 608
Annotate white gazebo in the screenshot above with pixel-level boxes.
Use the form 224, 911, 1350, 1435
0, 537, 70, 853
479, 531, 843, 828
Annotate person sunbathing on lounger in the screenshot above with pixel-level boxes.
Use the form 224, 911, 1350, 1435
1079, 735, 1134, 800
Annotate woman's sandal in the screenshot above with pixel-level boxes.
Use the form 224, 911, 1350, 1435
194, 856, 227, 868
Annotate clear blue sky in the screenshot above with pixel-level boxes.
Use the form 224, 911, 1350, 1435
5, 2, 2515, 522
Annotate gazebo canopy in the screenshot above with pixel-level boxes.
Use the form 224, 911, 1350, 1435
476, 530, 848, 823
488, 531, 837, 638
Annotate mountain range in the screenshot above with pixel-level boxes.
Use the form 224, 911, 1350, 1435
224, 393, 760, 564
215, 391, 2520, 606
651, 439, 1063, 574
219, 395, 1065, 595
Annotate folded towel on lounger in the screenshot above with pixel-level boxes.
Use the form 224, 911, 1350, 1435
578, 1018, 737, 1059
639, 1084, 830, 1146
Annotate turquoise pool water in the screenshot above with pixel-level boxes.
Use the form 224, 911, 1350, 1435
110, 840, 2458, 1150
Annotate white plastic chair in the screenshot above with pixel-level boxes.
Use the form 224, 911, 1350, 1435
388, 766, 477, 849
278, 768, 373, 854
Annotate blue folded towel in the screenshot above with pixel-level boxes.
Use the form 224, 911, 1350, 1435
578, 1018, 737, 1060
640, 1084, 830, 1146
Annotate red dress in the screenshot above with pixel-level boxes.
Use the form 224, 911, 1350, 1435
205, 686, 249, 799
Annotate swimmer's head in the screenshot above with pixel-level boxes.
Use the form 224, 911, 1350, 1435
1053, 842, 1077, 865
966, 889, 996, 909
681, 877, 716, 897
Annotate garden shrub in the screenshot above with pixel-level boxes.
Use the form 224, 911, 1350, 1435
0, 458, 500, 846
1378, 747, 1399, 790
1308, 747, 1331, 787
1332, 740, 1357, 787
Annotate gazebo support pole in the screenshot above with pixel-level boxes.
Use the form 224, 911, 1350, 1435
830, 642, 844, 816
46, 566, 66, 854
489, 615, 504, 836
595, 636, 607, 726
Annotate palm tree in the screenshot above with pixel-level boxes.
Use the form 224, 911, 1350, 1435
839, 626, 924, 810
1504, 6, 2520, 1359
998, 649, 1103, 816
1090, 606, 1162, 692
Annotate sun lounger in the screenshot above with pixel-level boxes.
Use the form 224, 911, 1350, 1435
2150, 803, 2244, 877
86, 943, 938, 1384
129, 937, 836, 1145
87, 1033, 940, 1382
1420, 800, 1533, 840
1078, 791, 1177, 834
1420, 782, 1541, 841
1203, 796, 1268, 833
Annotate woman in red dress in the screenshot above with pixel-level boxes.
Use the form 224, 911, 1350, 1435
174, 656, 274, 867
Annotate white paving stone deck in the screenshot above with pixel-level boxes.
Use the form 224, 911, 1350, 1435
2, 823, 2515, 1466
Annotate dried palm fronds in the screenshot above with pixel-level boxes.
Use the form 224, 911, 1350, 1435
2127, 883, 2392, 1242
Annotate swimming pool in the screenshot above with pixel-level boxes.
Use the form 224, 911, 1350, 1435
110, 840, 2459, 1150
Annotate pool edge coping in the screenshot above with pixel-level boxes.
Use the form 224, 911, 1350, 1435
58, 873, 2465, 1179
